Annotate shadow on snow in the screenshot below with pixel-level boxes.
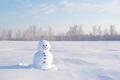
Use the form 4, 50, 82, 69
0, 64, 33, 69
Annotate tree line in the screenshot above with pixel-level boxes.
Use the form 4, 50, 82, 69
0, 25, 120, 41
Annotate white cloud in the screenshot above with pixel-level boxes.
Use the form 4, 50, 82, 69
59, 0, 120, 14
100, 0, 120, 13
59, 0, 101, 13
30, 4, 57, 15
15, 0, 120, 16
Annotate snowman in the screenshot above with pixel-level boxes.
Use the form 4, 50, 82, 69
33, 40, 57, 70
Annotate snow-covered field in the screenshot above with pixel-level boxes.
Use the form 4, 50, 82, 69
0, 41, 120, 80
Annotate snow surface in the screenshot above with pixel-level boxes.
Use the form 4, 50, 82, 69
0, 41, 120, 80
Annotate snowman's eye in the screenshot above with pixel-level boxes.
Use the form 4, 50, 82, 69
43, 45, 47, 47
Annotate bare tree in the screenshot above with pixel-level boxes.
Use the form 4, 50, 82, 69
36, 27, 43, 40
0, 29, 12, 40
46, 26, 54, 41
7, 30, 12, 40
103, 28, 109, 40
66, 25, 79, 41
109, 25, 117, 36
15, 29, 24, 40
78, 25, 85, 40
0, 24, 120, 41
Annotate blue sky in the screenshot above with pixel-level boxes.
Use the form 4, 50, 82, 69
0, 0, 120, 33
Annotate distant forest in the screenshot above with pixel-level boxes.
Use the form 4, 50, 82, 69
0, 24, 120, 41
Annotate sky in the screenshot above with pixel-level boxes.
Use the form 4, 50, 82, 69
0, 0, 120, 33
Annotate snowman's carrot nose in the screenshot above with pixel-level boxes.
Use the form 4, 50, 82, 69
43, 45, 47, 48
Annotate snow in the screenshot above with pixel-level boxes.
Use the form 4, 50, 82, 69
0, 41, 120, 80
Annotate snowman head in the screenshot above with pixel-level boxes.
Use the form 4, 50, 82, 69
38, 40, 50, 51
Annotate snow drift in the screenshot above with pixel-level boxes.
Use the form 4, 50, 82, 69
0, 41, 120, 80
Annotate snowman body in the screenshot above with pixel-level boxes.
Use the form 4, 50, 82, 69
33, 40, 54, 69
33, 51, 53, 69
